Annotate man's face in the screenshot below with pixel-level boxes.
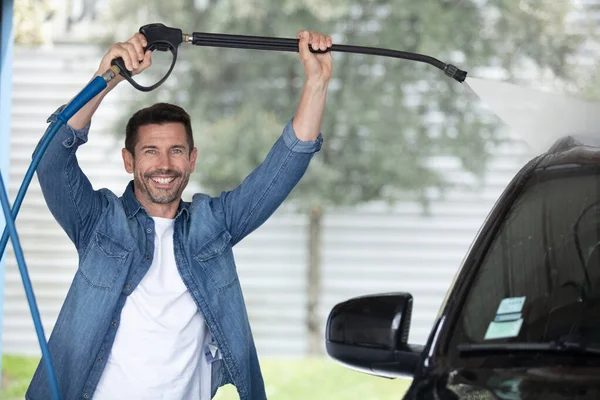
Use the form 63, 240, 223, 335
122, 123, 197, 207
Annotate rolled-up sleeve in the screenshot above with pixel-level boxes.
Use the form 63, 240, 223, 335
35, 105, 102, 249
33, 105, 91, 158
219, 118, 324, 245
281, 118, 323, 154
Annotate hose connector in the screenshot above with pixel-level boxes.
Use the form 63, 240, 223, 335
101, 65, 121, 83
444, 64, 467, 83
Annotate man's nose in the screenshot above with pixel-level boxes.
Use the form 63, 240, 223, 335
157, 152, 173, 170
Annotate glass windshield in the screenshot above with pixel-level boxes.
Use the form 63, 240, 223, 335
450, 163, 600, 352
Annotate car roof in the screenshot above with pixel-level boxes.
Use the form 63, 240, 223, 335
537, 135, 600, 169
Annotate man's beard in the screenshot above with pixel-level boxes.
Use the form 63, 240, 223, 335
135, 169, 189, 205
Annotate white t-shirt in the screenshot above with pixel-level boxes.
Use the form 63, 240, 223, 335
94, 217, 211, 399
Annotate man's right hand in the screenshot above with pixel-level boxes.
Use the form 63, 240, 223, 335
67, 33, 152, 129
96, 32, 153, 90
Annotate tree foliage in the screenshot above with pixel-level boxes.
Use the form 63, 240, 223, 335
13, 0, 55, 46
100, 0, 584, 208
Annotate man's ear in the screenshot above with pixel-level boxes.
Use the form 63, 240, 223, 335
189, 147, 198, 173
122, 148, 134, 174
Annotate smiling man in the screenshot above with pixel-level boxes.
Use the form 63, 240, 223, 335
26, 29, 332, 400
123, 106, 198, 217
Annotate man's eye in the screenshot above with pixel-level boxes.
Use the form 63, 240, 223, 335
145, 149, 156, 155
172, 149, 183, 154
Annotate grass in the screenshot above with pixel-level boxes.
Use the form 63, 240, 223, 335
0, 355, 411, 400
0, 355, 39, 400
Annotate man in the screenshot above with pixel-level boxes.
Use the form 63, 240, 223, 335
26, 29, 332, 400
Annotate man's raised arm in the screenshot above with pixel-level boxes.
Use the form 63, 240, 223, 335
37, 33, 152, 248
218, 30, 333, 245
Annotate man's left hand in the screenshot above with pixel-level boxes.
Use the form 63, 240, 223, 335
296, 30, 333, 86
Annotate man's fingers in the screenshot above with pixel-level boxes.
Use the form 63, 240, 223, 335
310, 31, 319, 51
316, 33, 331, 51
138, 50, 153, 72
121, 42, 140, 70
111, 43, 135, 71
309, 31, 323, 51
297, 30, 309, 44
298, 31, 331, 52
127, 36, 146, 63
318, 33, 326, 51
297, 30, 310, 58
134, 32, 147, 48
109, 43, 133, 71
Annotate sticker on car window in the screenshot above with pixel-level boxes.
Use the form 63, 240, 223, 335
484, 296, 526, 340
496, 296, 526, 315
484, 319, 524, 340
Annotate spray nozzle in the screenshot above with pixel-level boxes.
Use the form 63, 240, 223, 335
444, 64, 467, 83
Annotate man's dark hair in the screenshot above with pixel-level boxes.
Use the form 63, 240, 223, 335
125, 103, 194, 156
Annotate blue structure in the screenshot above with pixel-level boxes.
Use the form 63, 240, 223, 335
0, 0, 14, 382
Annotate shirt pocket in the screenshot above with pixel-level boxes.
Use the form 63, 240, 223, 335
79, 231, 131, 290
193, 229, 238, 291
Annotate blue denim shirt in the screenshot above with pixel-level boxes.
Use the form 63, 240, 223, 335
26, 107, 322, 400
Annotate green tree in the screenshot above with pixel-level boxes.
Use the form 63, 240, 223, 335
101, 0, 584, 354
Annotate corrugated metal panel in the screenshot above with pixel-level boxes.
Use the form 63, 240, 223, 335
3, 43, 532, 357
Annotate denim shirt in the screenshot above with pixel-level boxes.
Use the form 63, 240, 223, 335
26, 107, 322, 400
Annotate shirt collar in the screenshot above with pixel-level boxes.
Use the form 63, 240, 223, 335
122, 181, 190, 221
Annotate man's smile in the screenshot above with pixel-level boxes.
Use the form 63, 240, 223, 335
150, 176, 177, 187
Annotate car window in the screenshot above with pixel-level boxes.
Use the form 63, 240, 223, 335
450, 163, 600, 347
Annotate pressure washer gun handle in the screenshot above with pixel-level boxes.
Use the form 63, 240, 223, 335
110, 23, 183, 92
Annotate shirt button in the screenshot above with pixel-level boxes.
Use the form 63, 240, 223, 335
83, 394, 89, 399
125, 285, 131, 291
98, 356, 103, 361
145, 255, 150, 260
112, 321, 117, 327
147, 228, 152, 233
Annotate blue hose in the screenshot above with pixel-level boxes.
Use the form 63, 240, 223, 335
0, 174, 61, 400
0, 75, 108, 399
0, 76, 107, 256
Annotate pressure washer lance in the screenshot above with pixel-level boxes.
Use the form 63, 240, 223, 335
109, 23, 468, 92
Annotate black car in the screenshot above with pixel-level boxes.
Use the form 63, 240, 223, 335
325, 135, 600, 399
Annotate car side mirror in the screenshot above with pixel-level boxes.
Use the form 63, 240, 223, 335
325, 292, 424, 379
